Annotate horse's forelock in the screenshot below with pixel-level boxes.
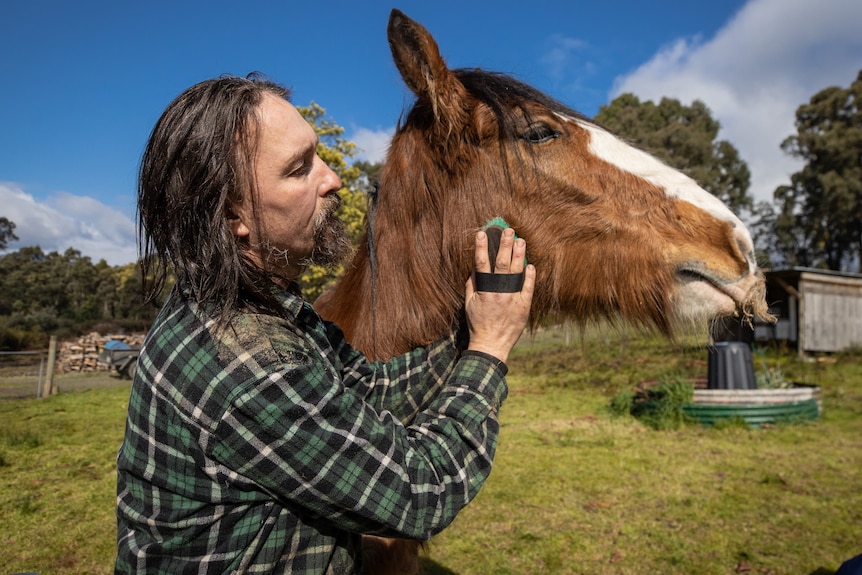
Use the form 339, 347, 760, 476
453, 69, 591, 136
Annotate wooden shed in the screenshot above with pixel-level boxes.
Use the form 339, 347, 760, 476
754, 267, 862, 354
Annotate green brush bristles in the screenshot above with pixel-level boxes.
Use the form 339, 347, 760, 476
484, 216, 509, 229
482, 217, 526, 267
483, 216, 518, 239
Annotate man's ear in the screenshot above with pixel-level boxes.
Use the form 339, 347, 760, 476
226, 203, 251, 238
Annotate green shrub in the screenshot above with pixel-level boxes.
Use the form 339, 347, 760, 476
756, 365, 790, 389
608, 387, 634, 417
612, 373, 695, 430
0, 323, 46, 351
753, 347, 791, 389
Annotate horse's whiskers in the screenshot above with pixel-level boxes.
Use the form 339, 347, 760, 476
739, 273, 774, 325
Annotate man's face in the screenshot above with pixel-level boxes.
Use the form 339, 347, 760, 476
231, 94, 350, 280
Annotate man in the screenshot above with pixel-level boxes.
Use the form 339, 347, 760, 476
115, 74, 535, 574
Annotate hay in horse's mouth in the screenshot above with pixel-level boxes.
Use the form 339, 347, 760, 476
739, 271, 775, 325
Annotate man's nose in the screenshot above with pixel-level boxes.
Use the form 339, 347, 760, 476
317, 157, 342, 195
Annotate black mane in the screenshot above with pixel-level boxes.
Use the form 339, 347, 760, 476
454, 68, 592, 137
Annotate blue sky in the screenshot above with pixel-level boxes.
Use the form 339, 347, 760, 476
1, 0, 860, 265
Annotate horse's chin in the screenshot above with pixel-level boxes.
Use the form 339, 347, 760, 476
672, 276, 745, 325
675, 281, 735, 320
671, 268, 775, 331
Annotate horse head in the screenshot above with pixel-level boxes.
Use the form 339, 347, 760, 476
315, 9, 771, 360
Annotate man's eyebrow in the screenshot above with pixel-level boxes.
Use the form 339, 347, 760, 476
304, 135, 319, 159
281, 136, 318, 175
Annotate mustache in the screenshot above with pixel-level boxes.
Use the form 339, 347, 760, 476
324, 191, 342, 213
314, 192, 342, 229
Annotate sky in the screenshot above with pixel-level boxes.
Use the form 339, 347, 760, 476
1, 0, 860, 266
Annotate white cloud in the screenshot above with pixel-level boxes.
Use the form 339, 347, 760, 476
350, 126, 394, 164
540, 34, 591, 83
0, 182, 137, 266
539, 34, 605, 108
610, 0, 862, 204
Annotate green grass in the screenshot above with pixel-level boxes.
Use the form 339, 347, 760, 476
1, 327, 861, 574
0, 378, 129, 574
420, 329, 862, 575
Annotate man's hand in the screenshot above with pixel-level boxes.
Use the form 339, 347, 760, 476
464, 227, 535, 364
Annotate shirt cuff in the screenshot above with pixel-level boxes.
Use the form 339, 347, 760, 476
461, 350, 508, 377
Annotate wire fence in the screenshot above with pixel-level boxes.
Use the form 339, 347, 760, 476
0, 351, 48, 399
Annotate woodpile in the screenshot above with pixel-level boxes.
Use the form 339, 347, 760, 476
57, 332, 145, 373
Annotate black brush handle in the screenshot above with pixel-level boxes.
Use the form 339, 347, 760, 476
484, 225, 504, 272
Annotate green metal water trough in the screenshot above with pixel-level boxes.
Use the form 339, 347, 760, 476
683, 385, 822, 427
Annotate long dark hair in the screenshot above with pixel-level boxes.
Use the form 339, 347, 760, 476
137, 74, 289, 324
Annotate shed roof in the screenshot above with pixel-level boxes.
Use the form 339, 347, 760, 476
767, 267, 862, 281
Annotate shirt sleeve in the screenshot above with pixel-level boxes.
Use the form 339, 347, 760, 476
208, 318, 508, 540
323, 321, 490, 425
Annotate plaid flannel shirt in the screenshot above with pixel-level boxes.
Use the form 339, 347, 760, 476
115, 284, 508, 574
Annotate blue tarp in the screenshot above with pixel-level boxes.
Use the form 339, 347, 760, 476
104, 340, 132, 351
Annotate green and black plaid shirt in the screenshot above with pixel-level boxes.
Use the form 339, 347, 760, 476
115, 284, 507, 574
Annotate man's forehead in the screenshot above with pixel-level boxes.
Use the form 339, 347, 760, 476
256, 95, 317, 149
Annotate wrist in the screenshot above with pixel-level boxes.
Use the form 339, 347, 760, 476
465, 344, 508, 365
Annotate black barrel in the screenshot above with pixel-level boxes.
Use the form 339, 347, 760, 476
707, 342, 756, 390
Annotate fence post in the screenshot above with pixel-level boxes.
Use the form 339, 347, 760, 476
44, 335, 58, 397
37, 353, 45, 398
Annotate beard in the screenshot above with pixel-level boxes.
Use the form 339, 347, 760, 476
301, 194, 352, 268
262, 192, 352, 272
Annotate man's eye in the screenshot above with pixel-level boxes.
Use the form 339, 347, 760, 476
289, 162, 312, 177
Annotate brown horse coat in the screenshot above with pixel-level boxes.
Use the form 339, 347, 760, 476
314, 9, 771, 575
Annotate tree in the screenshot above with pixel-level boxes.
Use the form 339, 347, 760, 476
770, 70, 862, 272
594, 94, 754, 216
353, 160, 384, 195
296, 102, 370, 300
0, 244, 159, 348
0, 105, 374, 350
0, 217, 18, 250
110, 261, 160, 326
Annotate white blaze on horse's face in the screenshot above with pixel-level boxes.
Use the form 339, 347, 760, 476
561, 115, 759, 321
577, 120, 749, 245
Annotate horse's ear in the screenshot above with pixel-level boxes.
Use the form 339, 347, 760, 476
388, 9, 469, 134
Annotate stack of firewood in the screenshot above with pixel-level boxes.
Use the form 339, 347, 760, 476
57, 332, 145, 373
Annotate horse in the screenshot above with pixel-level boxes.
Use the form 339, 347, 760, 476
314, 8, 771, 574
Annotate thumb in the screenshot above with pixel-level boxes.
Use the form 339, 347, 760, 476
465, 271, 477, 301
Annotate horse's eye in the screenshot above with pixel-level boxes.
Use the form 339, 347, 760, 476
523, 124, 560, 144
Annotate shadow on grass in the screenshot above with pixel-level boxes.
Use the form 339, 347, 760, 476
419, 557, 459, 575
416, 560, 843, 575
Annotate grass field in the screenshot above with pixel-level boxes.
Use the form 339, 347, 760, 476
1, 326, 860, 574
